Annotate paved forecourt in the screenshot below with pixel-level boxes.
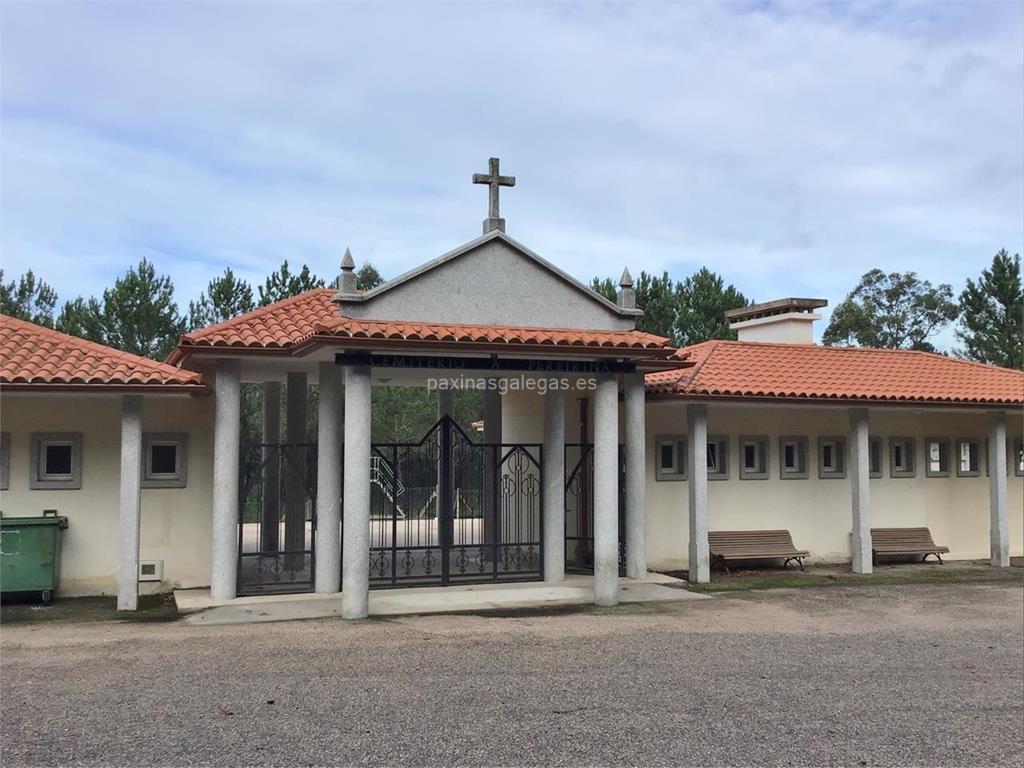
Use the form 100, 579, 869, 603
1, 582, 1021, 767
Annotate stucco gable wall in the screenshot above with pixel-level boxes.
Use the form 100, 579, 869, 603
342, 239, 633, 330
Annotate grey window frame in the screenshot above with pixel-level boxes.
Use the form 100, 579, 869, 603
707, 435, 730, 481
924, 437, 951, 478
30, 432, 83, 490
955, 438, 981, 478
739, 435, 769, 480
818, 436, 847, 479
142, 433, 189, 489
655, 435, 686, 481
1014, 438, 1024, 478
890, 437, 916, 478
779, 436, 808, 479
868, 437, 883, 479
0, 432, 9, 491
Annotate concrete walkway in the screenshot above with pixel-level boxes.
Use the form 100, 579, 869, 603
174, 573, 705, 626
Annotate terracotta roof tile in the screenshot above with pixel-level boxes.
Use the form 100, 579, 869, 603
1, 315, 204, 391
646, 340, 1024, 406
314, 316, 673, 351
173, 289, 678, 359
178, 288, 337, 351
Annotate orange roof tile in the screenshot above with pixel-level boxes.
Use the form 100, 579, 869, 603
171, 289, 679, 361
314, 316, 674, 352
646, 340, 1024, 407
1, 315, 204, 392
177, 288, 338, 352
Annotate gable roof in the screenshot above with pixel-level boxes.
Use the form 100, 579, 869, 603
170, 289, 679, 365
646, 340, 1024, 407
335, 229, 641, 318
1, 315, 205, 392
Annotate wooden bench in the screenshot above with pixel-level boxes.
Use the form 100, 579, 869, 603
871, 527, 949, 566
708, 530, 810, 573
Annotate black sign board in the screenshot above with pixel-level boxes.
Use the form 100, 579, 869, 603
334, 352, 636, 374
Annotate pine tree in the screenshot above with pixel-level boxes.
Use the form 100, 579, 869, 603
823, 269, 959, 352
592, 268, 746, 345
55, 296, 105, 342
258, 260, 324, 306
674, 268, 748, 346
356, 264, 385, 291
956, 250, 1023, 369
188, 268, 256, 330
99, 259, 184, 360
0, 270, 58, 327
634, 271, 679, 341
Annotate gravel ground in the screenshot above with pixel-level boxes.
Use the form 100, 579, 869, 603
2, 582, 1022, 767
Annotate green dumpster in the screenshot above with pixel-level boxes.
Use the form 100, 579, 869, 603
0, 511, 69, 604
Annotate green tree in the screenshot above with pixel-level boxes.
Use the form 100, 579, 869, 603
633, 271, 680, 340
0, 270, 58, 327
591, 271, 678, 339
55, 260, 183, 359
100, 259, 184, 360
823, 269, 959, 352
675, 268, 749, 346
591, 277, 617, 303
188, 268, 256, 330
258, 260, 324, 306
956, 250, 1023, 369
592, 268, 746, 345
357, 264, 385, 291
55, 296, 105, 342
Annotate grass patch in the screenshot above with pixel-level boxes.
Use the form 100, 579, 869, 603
672, 566, 1024, 593
1, 592, 179, 624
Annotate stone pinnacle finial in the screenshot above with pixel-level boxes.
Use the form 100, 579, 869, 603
340, 247, 357, 294
617, 267, 636, 309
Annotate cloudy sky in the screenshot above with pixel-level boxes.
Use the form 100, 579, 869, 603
2, 1, 1022, 345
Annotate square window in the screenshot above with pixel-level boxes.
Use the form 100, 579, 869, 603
30, 433, 82, 490
0, 432, 9, 491
707, 436, 729, 480
869, 438, 883, 478
818, 437, 846, 479
149, 443, 178, 475
739, 436, 769, 480
44, 444, 73, 477
956, 439, 981, 477
925, 438, 950, 478
890, 437, 916, 478
779, 436, 808, 479
142, 434, 188, 488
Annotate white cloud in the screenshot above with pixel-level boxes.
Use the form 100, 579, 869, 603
1, 0, 1021, 348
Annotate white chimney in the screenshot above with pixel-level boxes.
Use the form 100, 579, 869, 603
726, 298, 827, 344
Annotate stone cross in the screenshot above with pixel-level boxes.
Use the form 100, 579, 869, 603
472, 157, 515, 234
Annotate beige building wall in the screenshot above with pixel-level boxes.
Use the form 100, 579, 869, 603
645, 401, 1024, 570
0, 393, 214, 596
502, 392, 1024, 570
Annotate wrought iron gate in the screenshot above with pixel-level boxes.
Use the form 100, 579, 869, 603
369, 416, 543, 587
564, 443, 626, 574
237, 441, 317, 595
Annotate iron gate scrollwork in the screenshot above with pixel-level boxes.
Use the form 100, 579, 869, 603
564, 443, 626, 575
369, 416, 543, 587
237, 441, 317, 595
